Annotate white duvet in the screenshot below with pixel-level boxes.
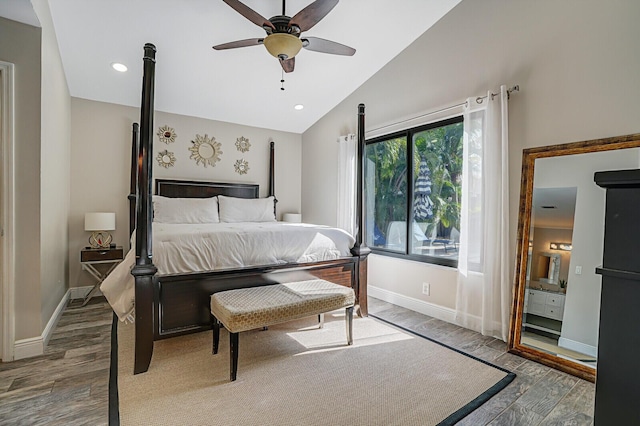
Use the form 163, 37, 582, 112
100, 222, 355, 322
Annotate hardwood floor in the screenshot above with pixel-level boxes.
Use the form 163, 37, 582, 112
0, 297, 112, 426
0, 296, 594, 425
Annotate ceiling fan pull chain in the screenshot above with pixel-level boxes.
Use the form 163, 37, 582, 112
281, 69, 285, 91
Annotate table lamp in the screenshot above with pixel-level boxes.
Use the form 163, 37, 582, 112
85, 212, 116, 249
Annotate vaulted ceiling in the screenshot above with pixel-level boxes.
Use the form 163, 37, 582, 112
2, 0, 461, 133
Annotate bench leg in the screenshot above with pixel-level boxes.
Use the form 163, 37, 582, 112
212, 315, 220, 355
346, 306, 354, 345
230, 332, 239, 381
318, 313, 325, 329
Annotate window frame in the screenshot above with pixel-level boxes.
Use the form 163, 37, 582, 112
364, 115, 463, 269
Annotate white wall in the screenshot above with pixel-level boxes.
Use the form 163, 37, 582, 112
69, 98, 302, 288
0, 4, 71, 345
0, 17, 42, 341
33, 0, 71, 335
301, 0, 640, 317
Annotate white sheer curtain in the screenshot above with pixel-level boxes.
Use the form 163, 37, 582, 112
337, 134, 356, 236
455, 85, 511, 341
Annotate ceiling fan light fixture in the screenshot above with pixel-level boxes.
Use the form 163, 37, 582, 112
263, 33, 302, 59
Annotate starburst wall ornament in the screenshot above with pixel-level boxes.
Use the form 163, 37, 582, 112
157, 125, 177, 144
189, 134, 222, 167
234, 159, 249, 175
235, 136, 251, 153
156, 150, 176, 168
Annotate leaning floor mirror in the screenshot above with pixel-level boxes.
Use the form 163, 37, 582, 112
508, 133, 640, 381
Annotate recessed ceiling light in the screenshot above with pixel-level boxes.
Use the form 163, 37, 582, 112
294, 104, 304, 110
111, 62, 128, 72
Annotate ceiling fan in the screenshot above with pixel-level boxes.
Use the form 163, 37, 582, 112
213, 0, 356, 73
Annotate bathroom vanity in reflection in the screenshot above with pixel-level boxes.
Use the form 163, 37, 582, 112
523, 286, 565, 334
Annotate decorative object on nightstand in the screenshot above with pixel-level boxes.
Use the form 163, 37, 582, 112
80, 246, 124, 306
282, 213, 302, 223
84, 212, 116, 249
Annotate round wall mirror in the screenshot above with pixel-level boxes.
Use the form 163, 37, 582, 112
156, 150, 176, 168
189, 134, 222, 167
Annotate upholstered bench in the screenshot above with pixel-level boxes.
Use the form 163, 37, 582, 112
210, 279, 355, 381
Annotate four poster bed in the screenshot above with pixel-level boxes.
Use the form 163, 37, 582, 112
109, 43, 370, 374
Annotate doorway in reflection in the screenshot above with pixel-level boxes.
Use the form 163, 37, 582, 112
523, 186, 596, 368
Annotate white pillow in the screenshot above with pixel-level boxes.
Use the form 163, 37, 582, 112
152, 195, 219, 224
218, 195, 276, 223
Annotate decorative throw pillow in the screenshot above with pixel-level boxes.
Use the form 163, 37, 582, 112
152, 195, 219, 223
218, 195, 276, 223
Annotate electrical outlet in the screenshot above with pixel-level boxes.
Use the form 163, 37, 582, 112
422, 282, 430, 296
575, 265, 582, 275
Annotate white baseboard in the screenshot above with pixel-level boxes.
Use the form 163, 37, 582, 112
13, 336, 44, 361
69, 285, 93, 300
14, 288, 70, 360
368, 285, 457, 324
558, 336, 598, 358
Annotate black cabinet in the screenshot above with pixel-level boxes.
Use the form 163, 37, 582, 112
594, 169, 640, 425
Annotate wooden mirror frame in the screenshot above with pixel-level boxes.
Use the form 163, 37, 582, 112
507, 133, 640, 382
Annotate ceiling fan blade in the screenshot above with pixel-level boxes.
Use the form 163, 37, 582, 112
289, 0, 338, 32
302, 37, 355, 56
279, 57, 295, 73
222, 0, 275, 30
213, 38, 264, 50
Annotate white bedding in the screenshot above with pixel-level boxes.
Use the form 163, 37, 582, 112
100, 222, 355, 322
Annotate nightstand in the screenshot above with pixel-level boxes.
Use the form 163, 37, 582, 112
80, 246, 124, 306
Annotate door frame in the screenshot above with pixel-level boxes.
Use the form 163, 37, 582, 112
0, 61, 16, 362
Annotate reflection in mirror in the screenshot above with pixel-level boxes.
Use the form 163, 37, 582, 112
508, 134, 640, 382
535, 251, 561, 285
523, 187, 590, 368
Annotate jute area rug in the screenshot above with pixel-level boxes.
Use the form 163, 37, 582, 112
117, 313, 513, 426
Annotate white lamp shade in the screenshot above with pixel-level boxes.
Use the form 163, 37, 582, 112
85, 212, 116, 231
282, 213, 302, 223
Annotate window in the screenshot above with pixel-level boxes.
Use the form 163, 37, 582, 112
364, 116, 463, 267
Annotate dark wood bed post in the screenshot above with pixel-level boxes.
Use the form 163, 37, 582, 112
128, 122, 139, 245
269, 141, 275, 196
352, 103, 371, 316
131, 43, 158, 374
269, 140, 277, 216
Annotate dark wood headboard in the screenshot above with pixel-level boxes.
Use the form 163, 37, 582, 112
155, 179, 259, 199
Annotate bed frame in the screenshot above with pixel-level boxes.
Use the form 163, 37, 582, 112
130, 43, 370, 374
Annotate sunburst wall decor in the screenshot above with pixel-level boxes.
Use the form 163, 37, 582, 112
235, 136, 251, 153
157, 125, 177, 144
189, 134, 222, 167
156, 150, 176, 168
234, 158, 249, 175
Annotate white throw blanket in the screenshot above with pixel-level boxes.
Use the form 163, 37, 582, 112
101, 222, 355, 322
